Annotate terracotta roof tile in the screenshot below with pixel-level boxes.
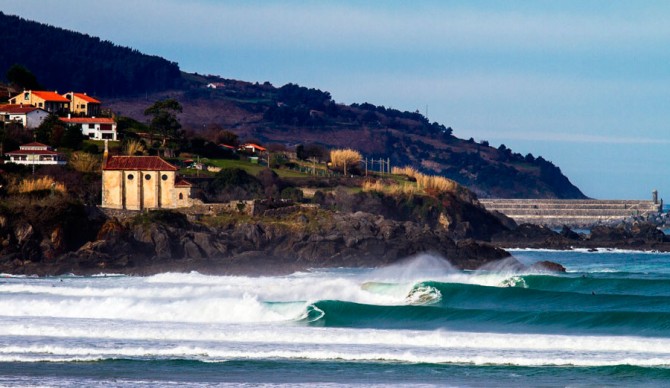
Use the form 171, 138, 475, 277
103, 156, 178, 171
175, 178, 192, 187
71, 93, 101, 103
31, 91, 70, 102
60, 117, 115, 124
0, 104, 42, 114
20, 142, 50, 148
6, 149, 61, 156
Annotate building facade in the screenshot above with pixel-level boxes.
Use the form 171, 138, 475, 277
0, 104, 49, 129
8, 90, 70, 114
6, 142, 67, 165
101, 156, 191, 210
60, 117, 118, 140
63, 92, 101, 116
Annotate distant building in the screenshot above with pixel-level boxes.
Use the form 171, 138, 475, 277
239, 143, 267, 154
101, 155, 191, 210
8, 90, 70, 115
5, 142, 67, 166
60, 117, 118, 141
0, 104, 49, 129
63, 92, 101, 116
206, 82, 225, 89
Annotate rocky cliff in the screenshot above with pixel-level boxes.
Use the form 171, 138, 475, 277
0, 198, 511, 276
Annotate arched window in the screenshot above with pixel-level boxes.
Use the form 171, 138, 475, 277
179, 193, 184, 200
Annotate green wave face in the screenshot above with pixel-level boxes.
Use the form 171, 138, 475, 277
305, 276, 670, 337
520, 274, 670, 297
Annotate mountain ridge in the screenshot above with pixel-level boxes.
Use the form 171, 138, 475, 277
1, 12, 586, 199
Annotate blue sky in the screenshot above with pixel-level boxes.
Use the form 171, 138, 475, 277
4, 0, 670, 199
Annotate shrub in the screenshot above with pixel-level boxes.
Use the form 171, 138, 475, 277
330, 148, 362, 174
123, 139, 147, 156
10, 176, 66, 194
69, 151, 101, 173
391, 166, 461, 195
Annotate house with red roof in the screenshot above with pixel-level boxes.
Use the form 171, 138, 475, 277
5, 142, 66, 166
101, 155, 191, 210
239, 143, 267, 154
60, 116, 118, 141
0, 104, 49, 129
9, 90, 70, 115
63, 92, 101, 116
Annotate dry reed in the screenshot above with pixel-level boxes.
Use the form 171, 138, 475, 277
70, 151, 101, 173
11, 176, 67, 194
123, 139, 147, 156
392, 165, 461, 195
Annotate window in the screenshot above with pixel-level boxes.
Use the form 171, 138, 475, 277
179, 193, 184, 200
127, 174, 134, 180
145, 174, 151, 180
161, 174, 168, 181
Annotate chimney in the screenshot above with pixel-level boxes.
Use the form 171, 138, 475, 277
102, 139, 109, 169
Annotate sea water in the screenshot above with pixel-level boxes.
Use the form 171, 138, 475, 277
1, 250, 670, 387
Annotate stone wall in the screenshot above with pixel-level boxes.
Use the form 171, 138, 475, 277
480, 199, 662, 227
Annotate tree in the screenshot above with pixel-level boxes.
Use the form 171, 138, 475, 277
215, 130, 239, 147
330, 148, 363, 175
61, 124, 84, 150
6, 64, 42, 90
144, 98, 183, 154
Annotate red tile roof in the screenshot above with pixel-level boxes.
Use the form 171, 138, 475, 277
175, 178, 192, 187
103, 156, 178, 171
242, 143, 267, 152
0, 104, 43, 114
31, 91, 70, 102
71, 93, 101, 104
20, 142, 50, 148
6, 149, 61, 156
60, 117, 115, 124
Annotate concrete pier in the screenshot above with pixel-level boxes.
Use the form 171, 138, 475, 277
480, 199, 662, 227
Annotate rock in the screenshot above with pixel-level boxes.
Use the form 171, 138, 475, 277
14, 221, 34, 245
559, 226, 581, 240
528, 260, 567, 273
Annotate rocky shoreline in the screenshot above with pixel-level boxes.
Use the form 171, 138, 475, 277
491, 222, 670, 252
4, 195, 666, 277
1, 205, 516, 276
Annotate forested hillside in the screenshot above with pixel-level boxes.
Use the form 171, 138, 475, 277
1, 12, 586, 199
0, 12, 181, 96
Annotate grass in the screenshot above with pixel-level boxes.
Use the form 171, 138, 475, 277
204, 158, 310, 178
201, 207, 328, 234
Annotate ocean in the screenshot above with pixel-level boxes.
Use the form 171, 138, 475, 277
2, 250, 670, 387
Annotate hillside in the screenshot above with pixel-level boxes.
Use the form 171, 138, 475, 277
0, 12, 181, 97
1, 13, 586, 199
107, 79, 586, 199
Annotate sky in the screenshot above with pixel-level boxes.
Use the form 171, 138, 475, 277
3, 0, 670, 199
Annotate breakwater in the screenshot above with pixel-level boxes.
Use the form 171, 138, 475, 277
480, 199, 662, 227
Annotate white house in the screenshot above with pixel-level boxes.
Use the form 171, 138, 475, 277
6, 142, 67, 166
59, 117, 118, 141
0, 104, 49, 129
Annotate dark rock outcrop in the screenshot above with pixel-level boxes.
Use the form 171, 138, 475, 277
0, 207, 513, 276
491, 222, 670, 251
